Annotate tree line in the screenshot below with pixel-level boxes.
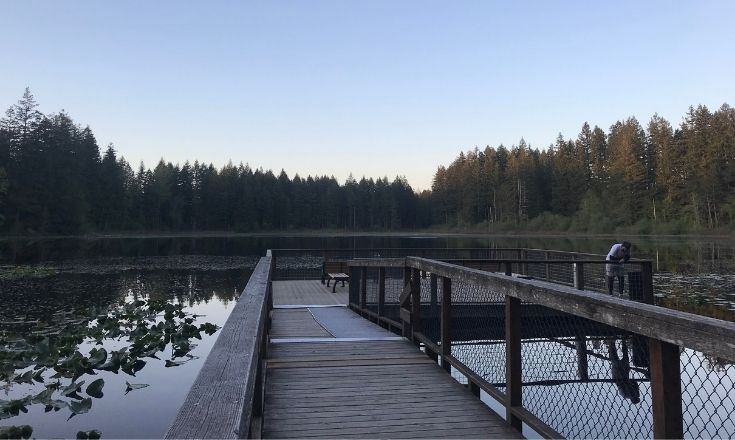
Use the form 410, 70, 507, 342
0, 89, 426, 234
432, 104, 735, 232
1, 88, 733, 235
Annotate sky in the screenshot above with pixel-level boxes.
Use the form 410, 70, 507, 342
1, 1, 734, 191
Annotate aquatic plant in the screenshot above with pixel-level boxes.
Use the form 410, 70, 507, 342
0, 299, 219, 426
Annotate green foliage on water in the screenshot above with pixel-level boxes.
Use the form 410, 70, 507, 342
0, 266, 58, 281
0, 425, 33, 439
76, 430, 101, 439
0, 299, 219, 424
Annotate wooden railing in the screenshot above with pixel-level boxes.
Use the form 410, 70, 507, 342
270, 247, 653, 303
347, 256, 735, 439
165, 255, 272, 439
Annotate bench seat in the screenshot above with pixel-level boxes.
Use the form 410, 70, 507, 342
325, 272, 349, 292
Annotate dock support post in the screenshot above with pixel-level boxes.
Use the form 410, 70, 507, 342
378, 267, 385, 319
360, 267, 367, 311
505, 295, 523, 432
440, 277, 452, 373
401, 266, 412, 338
574, 262, 585, 290
649, 339, 683, 439
575, 335, 589, 381
642, 261, 654, 304
411, 268, 421, 345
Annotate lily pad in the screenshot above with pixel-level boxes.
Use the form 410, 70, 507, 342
0, 425, 33, 439
124, 381, 149, 394
86, 379, 105, 399
76, 430, 101, 439
68, 398, 92, 417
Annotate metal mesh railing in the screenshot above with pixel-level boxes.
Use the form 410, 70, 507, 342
517, 307, 654, 438
681, 349, 735, 438
444, 258, 652, 303
345, 256, 735, 440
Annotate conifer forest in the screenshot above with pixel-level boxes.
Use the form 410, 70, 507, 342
1, 88, 733, 235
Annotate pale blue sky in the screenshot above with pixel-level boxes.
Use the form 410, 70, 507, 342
2, 1, 733, 190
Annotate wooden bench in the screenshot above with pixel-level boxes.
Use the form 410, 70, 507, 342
321, 260, 350, 293
325, 272, 349, 293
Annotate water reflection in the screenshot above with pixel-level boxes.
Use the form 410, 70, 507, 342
3, 234, 733, 319
0, 267, 248, 438
607, 338, 641, 404
452, 328, 734, 439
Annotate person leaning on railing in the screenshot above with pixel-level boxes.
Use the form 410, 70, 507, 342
606, 241, 631, 295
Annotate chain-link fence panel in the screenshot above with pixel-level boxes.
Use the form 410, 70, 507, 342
681, 349, 735, 439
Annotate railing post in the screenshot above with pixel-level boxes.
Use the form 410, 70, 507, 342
348, 266, 358, 306
360, 267, 367, 311
574, 262, 585, 290
504, 261, 513, 276
469, 381, 480, 398
575, 335, 589, 381
411, 268, 421, 344
520, 249, 528, 276
401, 266, 412, 338
440, 276, 452, 373
378, 267, 385, 318
505, 295, 523, 432
649, 338, 683, 439
642, 261, 654, 305
430, 273, 438, 312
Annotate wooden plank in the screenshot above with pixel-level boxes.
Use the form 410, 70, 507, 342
286, 426, 517, 439
264, 400, 484, 416
269, 308, 333, 338
267, 354, 428, 364
263, 293, 520, 440
272, 280, 348, 306
265, 420, 519, 438
164, 256, 271, 439
267, 356, 433, 369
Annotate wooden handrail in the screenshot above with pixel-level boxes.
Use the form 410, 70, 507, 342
406, 256, 735, 361
165, 256, 272, 439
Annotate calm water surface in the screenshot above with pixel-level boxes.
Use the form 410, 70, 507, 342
0, 234, 734, 438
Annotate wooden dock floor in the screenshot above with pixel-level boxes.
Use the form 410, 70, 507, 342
264, 281, 522, 439
272, 280, 348, 306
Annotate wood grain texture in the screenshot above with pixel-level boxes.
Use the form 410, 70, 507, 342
165, 256, 271, 439
263, 340, 521, 439
272, 280, 348, 305
269, 309, 333, 338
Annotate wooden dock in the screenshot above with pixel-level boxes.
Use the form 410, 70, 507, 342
263, 280, 522, 439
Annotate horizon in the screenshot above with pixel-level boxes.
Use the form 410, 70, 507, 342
2, 1, 734, 190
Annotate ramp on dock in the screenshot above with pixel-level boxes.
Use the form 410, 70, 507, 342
265, 280, 522, 439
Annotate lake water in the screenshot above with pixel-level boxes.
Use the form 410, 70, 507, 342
0, 234, 733, 438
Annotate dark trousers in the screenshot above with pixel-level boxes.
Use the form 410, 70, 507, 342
607, 275, 624, 295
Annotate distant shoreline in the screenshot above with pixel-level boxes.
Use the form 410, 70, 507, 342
1, 229, 733, 241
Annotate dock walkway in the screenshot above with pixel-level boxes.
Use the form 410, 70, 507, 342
264, 280, 522, 439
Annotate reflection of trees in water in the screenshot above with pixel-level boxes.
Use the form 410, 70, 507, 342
0, 269, 246, 322
703, 353, 735, 372
121, 270, 242, 307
